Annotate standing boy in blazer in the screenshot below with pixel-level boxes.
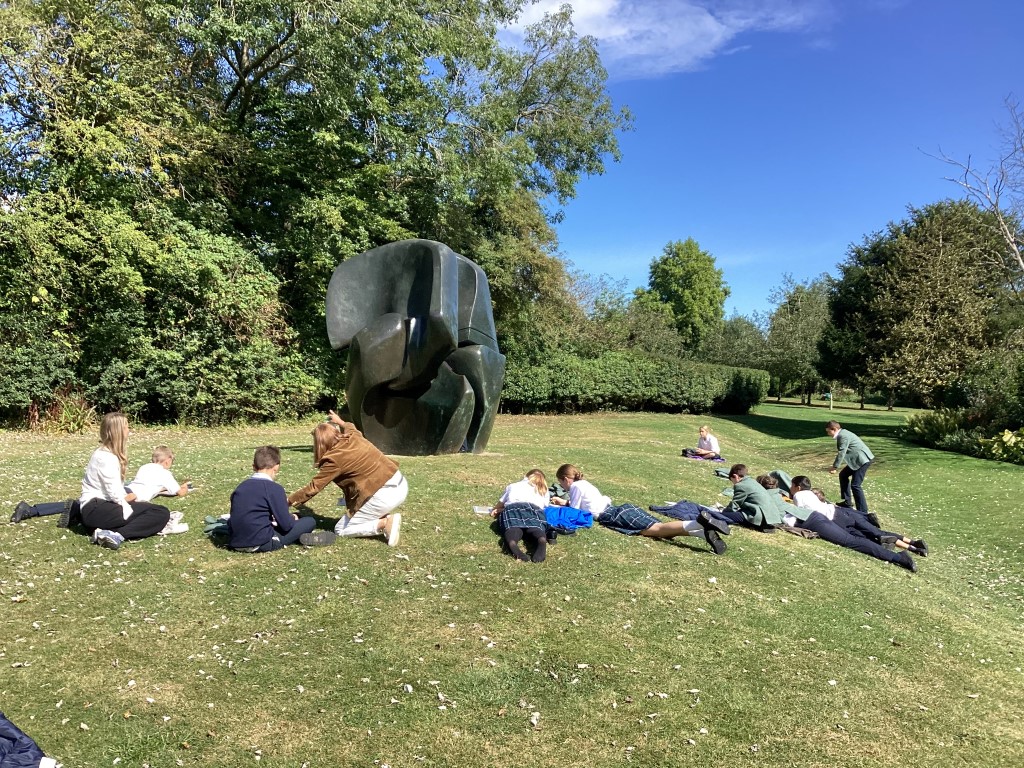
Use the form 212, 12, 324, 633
826, 420, 876, 523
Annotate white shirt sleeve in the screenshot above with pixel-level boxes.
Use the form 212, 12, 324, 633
794, 490, 834, 519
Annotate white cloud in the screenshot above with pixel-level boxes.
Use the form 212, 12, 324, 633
507, 1, 834, 78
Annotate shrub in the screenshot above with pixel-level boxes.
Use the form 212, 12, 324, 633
902, 347, 1024, 462
501, 352, 768, 414
44, 387, 97, 434
979, 428, 1024, 465
0, 195, 323, 425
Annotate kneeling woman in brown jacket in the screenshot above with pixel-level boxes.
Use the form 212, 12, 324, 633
288, 411, 407, 546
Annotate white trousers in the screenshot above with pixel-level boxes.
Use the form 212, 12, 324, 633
334, 472, 408, 537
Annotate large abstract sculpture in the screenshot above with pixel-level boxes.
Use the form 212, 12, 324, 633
325, 239, 506, 455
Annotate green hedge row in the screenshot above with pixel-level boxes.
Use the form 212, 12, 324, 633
501, 352, 769, 414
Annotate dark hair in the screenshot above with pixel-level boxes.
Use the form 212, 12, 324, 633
826, 420, 841, 431
791, 475, 812, 491
728, 463, 747, 479
253, 445, 282, 471
755, 474, 777, 489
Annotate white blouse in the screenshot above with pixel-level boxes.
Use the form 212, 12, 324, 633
500, 477, 550, 509
80, 448, 133, 519
567, 479, 612, 514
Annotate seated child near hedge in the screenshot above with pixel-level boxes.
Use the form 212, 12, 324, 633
12, 444, 190, 526
227, 446, 322, 552
127, 445, 191, 501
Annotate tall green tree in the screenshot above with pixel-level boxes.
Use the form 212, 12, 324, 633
698, 314, 766, 368
0, 1, 630, 421
637, 238, 730, 351
764, 276, 829, 403
819, 200, 1007, 407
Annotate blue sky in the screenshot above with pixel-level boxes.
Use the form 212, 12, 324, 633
513, 0, 1024, 316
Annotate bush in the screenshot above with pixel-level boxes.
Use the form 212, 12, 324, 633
979, 428, 1024, 465
501, 352, 768, 414
902, 347, 1024, 462
0, 195, 323, 425
44, 387, 97, 434
903, 408, 977, 449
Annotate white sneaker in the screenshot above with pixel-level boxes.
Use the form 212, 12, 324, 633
168, 511, 185, 525
92, 529, 125, 550
385, 513, 402, 547
158, 521, 189, 536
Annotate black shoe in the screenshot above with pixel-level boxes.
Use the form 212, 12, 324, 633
895, 552, 917, 573
57, 500, 80, 529
299, 530, 338, 547
910, 539, 929, 557
697, 510, 731, 536
835, 499, 853, 508
878, 534, 899, 548
705, 529, 727, 555
11, 502, 34, 523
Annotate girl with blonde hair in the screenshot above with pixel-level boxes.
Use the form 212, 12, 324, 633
288, 410, 407, 546
490, 469, 554, 563
80, 412, 171, 549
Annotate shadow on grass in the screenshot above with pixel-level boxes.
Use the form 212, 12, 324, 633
279, 444, 313, 454
720, 410, 901, 442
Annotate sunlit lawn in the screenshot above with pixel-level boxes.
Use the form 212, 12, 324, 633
2, 403, 1022, 767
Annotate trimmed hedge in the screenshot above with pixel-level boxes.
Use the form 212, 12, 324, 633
501, 352, 768, 414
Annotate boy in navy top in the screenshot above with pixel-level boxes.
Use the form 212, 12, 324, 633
228, 446, 327, 552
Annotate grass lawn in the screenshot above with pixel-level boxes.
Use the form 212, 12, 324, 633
2, 403, 1022, 767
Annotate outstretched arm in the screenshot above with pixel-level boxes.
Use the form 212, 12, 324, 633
327, 410, 352, 434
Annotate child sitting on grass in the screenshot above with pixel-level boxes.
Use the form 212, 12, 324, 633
12, 445, 192, 527
227, 446, 322, 553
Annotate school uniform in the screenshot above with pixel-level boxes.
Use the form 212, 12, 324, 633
833, 429, 875, 513
723, 477, 784, 529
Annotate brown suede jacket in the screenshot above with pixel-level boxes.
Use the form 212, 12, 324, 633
287, 424, 400, 515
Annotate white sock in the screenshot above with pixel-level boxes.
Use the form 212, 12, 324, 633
682, 519, 707, 539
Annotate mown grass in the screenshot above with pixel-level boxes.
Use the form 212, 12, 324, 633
2, 404, 1022, 767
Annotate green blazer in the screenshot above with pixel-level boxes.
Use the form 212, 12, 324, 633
767, 487, 806, 522
726, 477, 785, 528
833, 429, 875, 470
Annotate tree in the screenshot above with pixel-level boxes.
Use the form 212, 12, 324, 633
764, 276, 829, 403
0, 1, 631, 422
698, 313, 767, 368
938, 98, 1024, 301
818, 200, 1006, 408
637, 238, 730, 351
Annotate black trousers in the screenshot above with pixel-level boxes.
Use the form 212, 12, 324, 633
832, 506, 898, 542
839, 460, 872, 513
238, 516, 318, 552
81, 498, 170, 540
800, 511, 903, 565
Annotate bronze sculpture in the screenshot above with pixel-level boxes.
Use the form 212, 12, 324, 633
325, 239, 506, 454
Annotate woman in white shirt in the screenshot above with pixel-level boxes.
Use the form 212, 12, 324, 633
80, 413, 171, 550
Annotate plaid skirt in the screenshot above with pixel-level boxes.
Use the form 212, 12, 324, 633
496, 502, 547, 532
598, 503, 659, 535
